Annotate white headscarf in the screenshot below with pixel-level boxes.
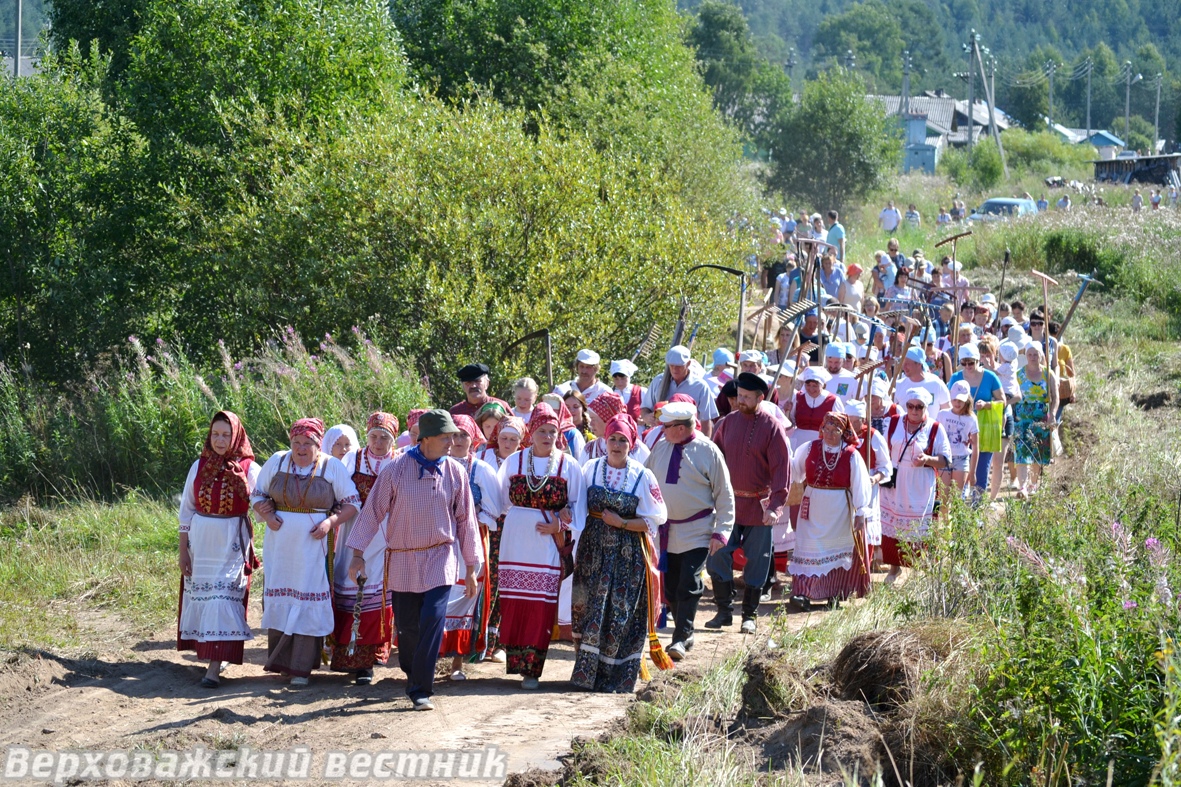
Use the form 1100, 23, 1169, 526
321, 424, 359, 456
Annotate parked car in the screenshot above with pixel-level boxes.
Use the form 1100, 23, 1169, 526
968, 197, 1039, 222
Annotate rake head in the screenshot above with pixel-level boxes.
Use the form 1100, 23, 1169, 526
777, 299, 817, 324
635, 324, 661, 359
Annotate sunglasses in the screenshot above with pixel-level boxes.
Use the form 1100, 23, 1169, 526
960, 359, 977, 366
905, 403, 926, 411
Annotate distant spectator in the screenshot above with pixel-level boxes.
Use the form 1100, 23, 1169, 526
1150, 189, 1162, 210
904, 204, 921, 228
1036, 194, 1049, 212
774, 255, 801, 309
1131, 189, 1143, 212
818, 253, 846, 300
825, 210, 847, 262
1057, 194, 1072, 211
878, 201, 902, 233
871, 250, 896, 297
886, 238, 907, 270
937, 206, 951, 226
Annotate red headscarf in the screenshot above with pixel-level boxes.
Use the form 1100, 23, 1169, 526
822, 412, 858, 445
452, 414, 485, 451
669, 392, 702, 431
289, 417, 325, 444
523, 403, 567, 449
195, 411, 255, 516
604, 414, 638, 446
588, 391, 625, 424
491, 415, 526, 444
366, 411, 399, 437
407, 409, 428, 432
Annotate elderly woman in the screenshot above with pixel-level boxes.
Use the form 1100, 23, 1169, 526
1013, 344, 1059, 499
178, 411, 261, 688
251, 418, 360, 686
440, 415, 502, 680
788, 412, 872, 610
322, 424, 359, 461
329, 412, 398, 684
478, 414, 525, 662
475, 401, 509, 444
495, 403, 586, 689
879, 389, 951, 584
845, 400, 891, 568
572, 414, 668, 693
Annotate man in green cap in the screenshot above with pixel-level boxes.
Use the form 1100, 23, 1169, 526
347, 409, 482, 711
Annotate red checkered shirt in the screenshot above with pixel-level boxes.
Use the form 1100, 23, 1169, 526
345, 452, 479, 593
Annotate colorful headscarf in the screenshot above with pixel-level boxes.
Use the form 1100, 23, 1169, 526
476, 401, 508, 423
588, 391, 625, 424
492, 415, 527, 442
452, 414, 485, 451
366, 411, 398, 437
524, 403, 566, 449
669, 393, 697, 407
406, 409, 428, 432
604, 414, 638, 446
291, 417, 326, 444
822, 412, 858, 445
194, 411, 255, 517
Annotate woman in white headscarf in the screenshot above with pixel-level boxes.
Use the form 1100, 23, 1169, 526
321, 424, 360, 462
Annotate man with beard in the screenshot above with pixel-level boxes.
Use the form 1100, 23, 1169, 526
822, 343, 858, 405
450, 363, 511, 420
705, 373, 791, 634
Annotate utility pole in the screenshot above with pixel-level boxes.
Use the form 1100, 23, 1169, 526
1046, 61, 1057, 128
973, 40, 1006, 175
844, 49, 856, 70
963, 31, 976, 152
1154, 73, 1163, 154
901, 50, 912, 114
14, 0, 21, 78
784, 47, 796, 97
1084, 57, 1093, 141
1125, 62, 1143, 145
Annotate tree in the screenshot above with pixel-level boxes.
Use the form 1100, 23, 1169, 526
812, 1, 904, 92
48, 0, 148, 81
764, 70, 900, 211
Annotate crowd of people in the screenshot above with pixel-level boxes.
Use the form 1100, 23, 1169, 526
176, 234, 1077, 709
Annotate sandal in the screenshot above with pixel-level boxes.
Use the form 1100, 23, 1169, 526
199, 677, 220, 689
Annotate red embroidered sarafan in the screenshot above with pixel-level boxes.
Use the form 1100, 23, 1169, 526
194, 411, 254, 516
794, 391, 838, 431
804, 441, 854, 489
351, 451, 379, 507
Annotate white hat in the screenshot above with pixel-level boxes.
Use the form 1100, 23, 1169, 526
824, 343, 844, 360
800, 367, 827, 384
576, 349, 601, 366
856, 344, 873, 360
658, 402, 697, 424
950, 380, 972, 402
1000, 316, 1016, 329
871, 378, 889, 399
610, 359, 638, 378
980, 293, 997, 306
779, 208, 788, 216
946, 260, 962, 272
903, 388, 934, 406
958, 343, 980, 361
853, 322, 868, 338
1006, 326, 1026, 344
845, 399, 867, 418
739, 349, 765, 364
665, 345, 691, 366
998, 342, 1019, 362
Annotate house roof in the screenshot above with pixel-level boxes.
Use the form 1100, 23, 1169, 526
954, 99, 1010, 130
870, 95, 955, 135
1087, 130, 1125, 147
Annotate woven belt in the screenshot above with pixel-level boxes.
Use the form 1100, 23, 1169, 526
807, 485, 848, 491
280, 507, 330, 514
666, 508, 712, 525
386, 541, 454, 554
734, 489, 770, 499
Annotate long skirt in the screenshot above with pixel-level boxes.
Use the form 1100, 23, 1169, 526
880, 534, 928, 568
261, 510, 334, 676
177, 513, 255, 664
789, 488, 869, 602
440, 524, 491, 659
485, 525, 504, 654
497, 507, 562, 679
570, 520, 650, 693
329, 518, 393, 671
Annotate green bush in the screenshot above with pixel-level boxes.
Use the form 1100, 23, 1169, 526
1001, 128, 1095, 178
0, 331, 428, 503
967, 138, 1004, 190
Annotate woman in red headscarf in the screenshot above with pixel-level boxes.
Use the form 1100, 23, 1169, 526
494, 403, 587, 689
251, 418, 361, 686
571, 415, 668, 692
178, 411, 260, 688
440, 415, 502, 679
585, 393, 651, 463
328, 412, 398, 684
786, 412, 872, 611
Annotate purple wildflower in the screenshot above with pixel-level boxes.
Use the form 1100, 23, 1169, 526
128, 335, 138, 343
234, 362, 243, 371
1147, 538, 1162, 551
351, 326, 360, 334
156, 337, 164, 346
1124, 600, 1138, 610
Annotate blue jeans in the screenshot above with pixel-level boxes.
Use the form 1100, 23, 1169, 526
974, 451, 994, 494
391, 584, 450, 700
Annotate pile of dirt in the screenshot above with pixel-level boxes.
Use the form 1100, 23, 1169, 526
1132, 390, 1176, 410
740, 652, 813, 720
634, 662, 703, 706
830, 629, 945, 712
757, 700, 885, 780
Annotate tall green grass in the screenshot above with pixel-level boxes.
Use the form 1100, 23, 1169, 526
0, 329, 428, 504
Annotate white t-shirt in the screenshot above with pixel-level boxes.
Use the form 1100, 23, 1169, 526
879, 207, 901, 231
936, 410, 978, 457
824, 371, 859, 404
894, 374, 951, 411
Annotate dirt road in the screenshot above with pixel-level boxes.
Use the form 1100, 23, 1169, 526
0, 591, 830, 786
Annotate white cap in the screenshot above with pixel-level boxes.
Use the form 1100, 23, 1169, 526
845, 399, 867, 418
666, 345, 691, 366
947, 260, 963, 272
824, 343, 844, 360
658, 402, 697, 424
1006, 326, 1026, 343
871, 378, 889, 399
958, 343, 980, 361
800, 367, 827, 384
904, 388, 934, 406
576, 349, 601, 366
610, 359, 638, 378
739, 349, 765, 364
1000, 316, 1017, 329
980, 293, 997, 306
950, 380, 972, 402
998, 342, 1018, 362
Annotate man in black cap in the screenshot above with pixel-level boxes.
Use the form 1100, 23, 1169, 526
450, 363, 510, 420
706, 372, 792, 634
